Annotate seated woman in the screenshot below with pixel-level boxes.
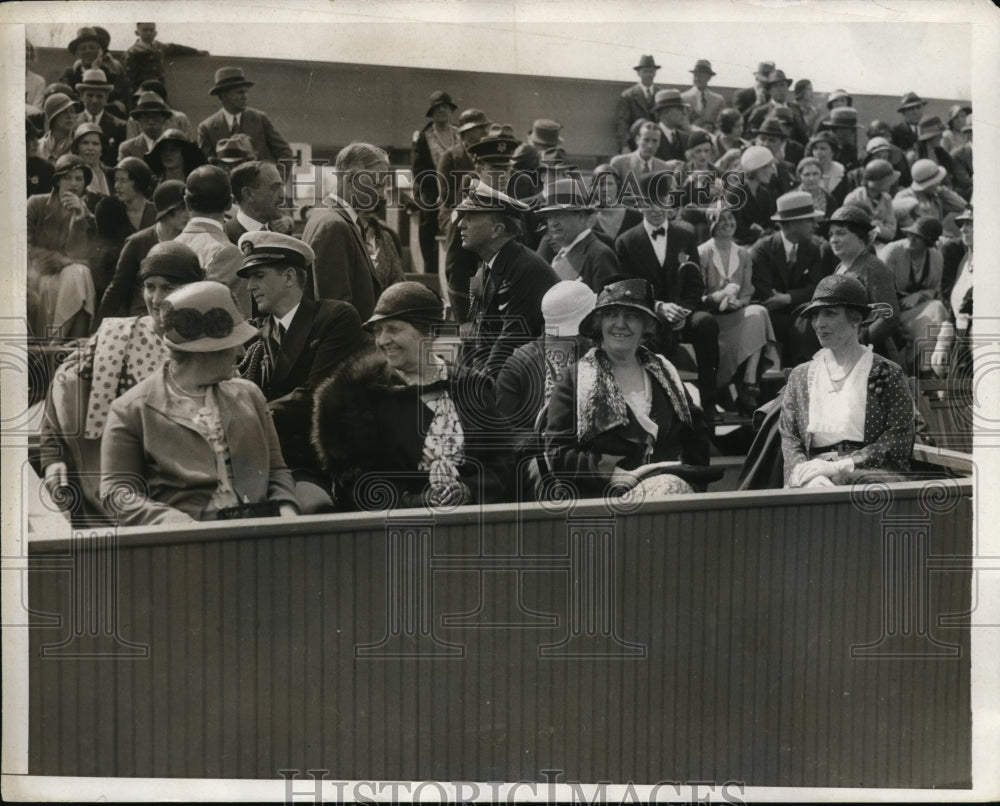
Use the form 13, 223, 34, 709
795, 156, 837, 222
69, 122, 111, 196
589, 164, 642, 242
27, 153, 100, 340
877, 216, 948, 374
544, 277, 713, 500
842, 158, 899, 244
827, 203, 902, 363
697, 204, 779, 414
312, 281, 511, 510
804, 131, 847, 201
780, 274, 915, 488
101, 281, 299, 525
37, 93, 78, 164
40, 241, 203, 526
144, 128, 206, 184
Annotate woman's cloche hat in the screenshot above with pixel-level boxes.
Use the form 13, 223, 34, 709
797, 274, 893, 325
541, 281, 598, 338
364, 281, 445, 331
578, 277, 661, 340
161, 281, 258, 352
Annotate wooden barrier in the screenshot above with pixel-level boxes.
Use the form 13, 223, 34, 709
27, 479, 972, 787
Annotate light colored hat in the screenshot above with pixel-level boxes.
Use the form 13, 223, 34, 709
740, 145, 774, 173
161, 281, 258, 352
771, 190, 821, 222
541, 281, 598, 338
75, 68, 113, 94
910, 158, 947, 191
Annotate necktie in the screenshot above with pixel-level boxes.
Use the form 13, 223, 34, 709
551, 247, 576, 280
698, 91, 706, 113
642, 160, 651, 174
788, 243, 797, 266
651, 227, 665, 239
230, 115, 240, 135
646, 87, 654, 105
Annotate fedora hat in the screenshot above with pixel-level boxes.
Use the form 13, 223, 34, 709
425, 90, 457, 117
634, 54, 661, 71
509, 142, 540, 171
542, 281, 598, 338
797, 274, 893, 324
901, 216, 943, 246
151, 179, 188, 221
535, 177, 593, 215
209, 67, 254, 96
653, 89, 689, 112
457, 108, 491, 133
161, 281, 258, 352
690, 59, 716, 76
43, 93, 77, 130
145, 129, 207, 176
917, 115, 945, 140
771, 190, 821, 222
823, 107, 862, 129
67, 26, 102, 54
527, 119, 564, 148
753, 118, 787, 139
862, 158, 901, 187
212, 134, 256, 164
910, 158, 947, 191
237, 231, 316, 277
897, 91, 926, 112
52, 153, 93, 188
764, 69, 792, 87
825, 89, 853, 108
130, 91, 172, 118
363, 280, 444, 331
753, 61, 776, 78
75, 68, 113, 94
579, 278, 661, 340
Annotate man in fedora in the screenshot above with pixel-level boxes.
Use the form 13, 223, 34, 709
753, 117, 798, 196
59, 26, 129, 109
74, 68, 126, 165
96, 180, 193, 324
891, 91, 927, 152
749, 190, 829, 366
819, 107, 863, 171
681, 59, 725, 132
746, 70, 808, 144
438, 108, 491, 322
609, 120, 670, 186
527, 119, 564, 150
124, 80, 194, 141
534, 178, 619, 291
455, 181, 559, 376
117, 90, 173, 160
734, 61, 775, 113
615, 54, 662, 153
412, 90, 460, 271
197, 67, 293, 164
652, 90, 691, 162
236, 231, 368, 512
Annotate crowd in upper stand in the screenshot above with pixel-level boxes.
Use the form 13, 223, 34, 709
25, 28, 975, 523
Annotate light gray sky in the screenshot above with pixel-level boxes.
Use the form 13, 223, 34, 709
22, 0, 975, 100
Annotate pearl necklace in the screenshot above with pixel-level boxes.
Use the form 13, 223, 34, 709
167, 362, 207, 398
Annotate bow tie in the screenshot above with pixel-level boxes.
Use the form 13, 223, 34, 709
650, 227, 665, 239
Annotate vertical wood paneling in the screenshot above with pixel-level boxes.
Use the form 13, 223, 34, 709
29, 489, 973, 787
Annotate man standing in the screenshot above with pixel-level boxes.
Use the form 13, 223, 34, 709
745, 70, 808, 144
225, 160, 294, 244
457, 181, 559, 377
681, 60, 725, 132
734, 61, 775, 113
117, 90, 172, 160
750, 190, 828, 366
609, 121, 669, 186
412, 90, 460, 272
614, 172, 719, 421
197, 67, 293, 164
74, 68, 126, 166
891, 91, 927, 152
174, 165, 249, 315
237, 231, 368, 512
652, 90, 691, 162
535, 178, 619, 291
301, 142, 389, 321
615, 54, 662, 153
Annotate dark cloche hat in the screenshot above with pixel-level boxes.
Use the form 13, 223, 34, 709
578, 277, 661, 340
798, 274, 893, 324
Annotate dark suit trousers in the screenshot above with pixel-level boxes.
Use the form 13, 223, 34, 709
443, 220, 478, 323
419, 209, 439, 273
678, 311, 719, 410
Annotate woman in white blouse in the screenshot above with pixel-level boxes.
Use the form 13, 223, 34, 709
779, 274, 915, 488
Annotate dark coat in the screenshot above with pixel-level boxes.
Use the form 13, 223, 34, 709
312, 348, 512, 508
95, 223, 163, 326
749, 231, 828, 308
535, 230, 620, 291
90, 110, 128, 167
615, 83, 661, 150
196, 107, 294, 163
837, 250, 902, 353
223, 215, 248, 246
730, 179, 775, 244
614, 221, 703, 308
653, 125, 689, 162
239, 299, 368, 473
890, 121, 920, 152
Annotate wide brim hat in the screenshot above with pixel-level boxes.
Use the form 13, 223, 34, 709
535, 177, 593, 214
68, 26, 101, 53
145, 129, 207, 175
52, 153, 93, 188
771, 190, 821, 222
425, 90, 457, 117
161, 281, 258, 352
634, 54, 661, 71
910, 158, 947, 191
654, 89, 689, 112
209, 67, 254, 96
541, 281, 598, 338
70, 121, 106, 152
917, 115, 945, 141
897, 92, 926, 112
901, 216, 943, 245
212, 134, 257, 164
130, 91, 172, 118
363, 280, 445, 330
578, 278, 662, 340
689, 59, 716, 76
764, 69, 792, 87
75, 68, 113, 94
236, 231, 316, 277
797, 274, 893, 324
43, 93, 77, 129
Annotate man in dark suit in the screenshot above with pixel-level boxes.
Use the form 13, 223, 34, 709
614, 172, 719, 420
891, 91, 927, 152
750, 190, 830, 366
117, 90, 172, 160
745, 70, 809, 144
237, 231, 369, 512
301, 142, 388, 321
652, 90, 690, 163
753, 117, 798, 196
614, 54, 662, 153
74, 68, 126, 166
534, 179, 619, 291
197, 67, 293, 164
456, 182, 559, 377
225, 160, 295, 244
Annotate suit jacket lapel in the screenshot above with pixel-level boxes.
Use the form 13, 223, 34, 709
272, 302, 311, 386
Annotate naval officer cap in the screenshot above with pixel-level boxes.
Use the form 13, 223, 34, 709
453, 178, 530, 220
236, 231, 316, 277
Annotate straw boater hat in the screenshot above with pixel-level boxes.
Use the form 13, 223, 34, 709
75, 68, 113, 95
209, 67, 255, 96
541, 281, 598, 338
797, 274, 893, 324
160, 281, 258, 352
770, 191, 822, 222
578, 277, 662, 340
535, 177, 593, 215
